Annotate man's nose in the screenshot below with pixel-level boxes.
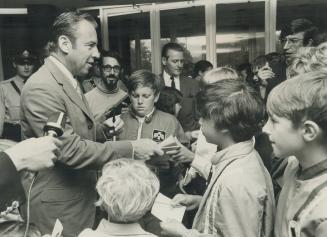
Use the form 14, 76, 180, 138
92, 47, 100, 58
283, 40, 291, 50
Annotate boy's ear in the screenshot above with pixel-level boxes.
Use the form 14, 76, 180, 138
302, 120, 321, 142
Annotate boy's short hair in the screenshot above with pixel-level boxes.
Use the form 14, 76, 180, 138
197, 79, 265, 143
96, 158, 160, 223
156, 86, 183, 115
267, 71, 327, 136
126, 70, 163, 95
201, 66, 239, 86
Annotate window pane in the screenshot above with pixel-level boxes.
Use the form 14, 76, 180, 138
160, 6, 206, 76
216, 2, 265, 67
108, 12, 151, 74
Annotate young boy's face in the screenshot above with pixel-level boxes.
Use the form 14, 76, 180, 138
263, 114, 304, 158
200, 118, 224, 145
130, 86, 159, 117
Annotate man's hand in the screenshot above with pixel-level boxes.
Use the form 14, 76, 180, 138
172, 194, 202, 211
5, 136, 62, 172
103, 115, 124, 134
160, 219, 188, 237
131, 139, 164, 160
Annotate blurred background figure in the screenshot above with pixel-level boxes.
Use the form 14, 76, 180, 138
0, 48, 37, 141
156, 86, 183, 118
192, 60, 213, 82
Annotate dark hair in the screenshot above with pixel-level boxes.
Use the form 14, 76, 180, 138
252, 55, 268, 70
126, 70, 163, 95
280, 18, 319, 46
100, 50, 121, 66
197, 79, 265, 143
49, 11, 97, 52
161, 42, 184, 59
156, 86, 183, 115
192, 60, 213, 78
0, 221, 41, 237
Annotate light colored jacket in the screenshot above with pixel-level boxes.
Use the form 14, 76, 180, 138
79, 219, 157, 237
275, 157, 327, 237
20, 57, 133, 237
193, 140, 275, 237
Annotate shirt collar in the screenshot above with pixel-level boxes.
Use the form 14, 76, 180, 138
49, 55, 78, 90
129, 107, 156, 123
211, 139, 255, 165
163, 70, 180, 80
97, 219, 152, 236
298, 159, 327, 180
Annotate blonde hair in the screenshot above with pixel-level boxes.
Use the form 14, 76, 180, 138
96, 158, 159, 223
288, 46, 316, 78
267, 71, 327, 135
201, 66, 239, 86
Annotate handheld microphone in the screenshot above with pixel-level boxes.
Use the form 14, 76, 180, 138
24, 111, 66, 237
43, 111, 66, 137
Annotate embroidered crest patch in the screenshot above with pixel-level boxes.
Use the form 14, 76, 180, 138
152, 129, 166, 143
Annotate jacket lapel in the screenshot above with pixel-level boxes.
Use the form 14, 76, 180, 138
44, 58, 94, 121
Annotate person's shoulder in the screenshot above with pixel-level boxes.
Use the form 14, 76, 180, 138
155, 110, 178, 122
78, 228, 105, 237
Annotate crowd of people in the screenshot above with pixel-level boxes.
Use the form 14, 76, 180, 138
1, 10, 327, 237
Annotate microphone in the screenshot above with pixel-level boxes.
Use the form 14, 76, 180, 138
43, 111, 66, 137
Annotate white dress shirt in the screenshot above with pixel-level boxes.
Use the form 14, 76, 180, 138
163, 70, 181, 91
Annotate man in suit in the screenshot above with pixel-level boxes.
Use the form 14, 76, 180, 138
20, 12, 163, 237
161, 43, 200, 135
0, 137, 61, 216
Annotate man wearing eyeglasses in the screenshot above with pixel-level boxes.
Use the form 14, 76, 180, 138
0, 48, 37, 141
85, 50, 129, 123
279, 18, 318, 65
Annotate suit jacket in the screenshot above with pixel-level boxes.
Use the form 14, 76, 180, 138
160, 74, 200, 132
20, 57, 133, 237
0, 152, 25, 213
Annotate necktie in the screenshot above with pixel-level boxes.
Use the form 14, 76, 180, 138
170, 75, 176, 89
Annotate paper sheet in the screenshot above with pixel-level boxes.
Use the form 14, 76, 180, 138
151, 193, 186, 222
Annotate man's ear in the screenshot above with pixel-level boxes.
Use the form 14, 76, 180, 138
58, 35, 72, 54
162, 56, 167, 66
302, 120, 321, 142
13, 62, 17, 69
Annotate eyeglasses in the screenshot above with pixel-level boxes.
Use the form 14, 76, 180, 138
280, 37, 303, 45
102, 65, 120, 73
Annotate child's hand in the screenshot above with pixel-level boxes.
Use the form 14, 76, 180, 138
166, 141, 195, 163
160, 219, 188, 237
172, 194, 202, 211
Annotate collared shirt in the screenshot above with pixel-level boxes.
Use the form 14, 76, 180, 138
298, 158, 327, 180
48, 56, 82, 97
163, 70, 181, 91
78, 219, 157, 237
275, 157, 327, 237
